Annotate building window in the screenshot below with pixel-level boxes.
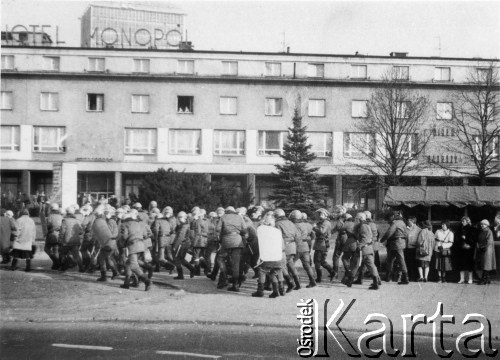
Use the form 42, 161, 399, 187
393, 66, 409, 80
307, 132, 332, 157
473, 136, 499, 160
265, 62, 281, 76
177, 96, 193, 113
352, 100, 368, 118
44, 56, 60, 71
177, 60, 194, 74
308, 63, 324, 78
40, 92, 59, 111
480, 102, 495, 118
344, 132, 374, 158
222, 61, 238, 76
396, 101, 409, 119
1, 91, 13, 110
33, 126, 66, 152
168, 129, 201, 155
1, 125, 20, 151
399, 134, 418, 158
477, 68, 492, 81
436, 102, 453, 120
87, 94, 104, 112
133, 59, 150, 73
351, 65, 367, 79
308, 99, 326, 117
220, 97, 237, 115
1, 55, 14, 70
214, 130, 245, 155
258, 131, 288, 156
434, 67, 450, 81
88, 57, 105, 72
265, 98, 283, 116
124, 128, 156, 154
131, 95, 149, 113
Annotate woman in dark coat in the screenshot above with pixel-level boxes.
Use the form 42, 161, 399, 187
476, 220, 496, 285
454, 216, 477, 284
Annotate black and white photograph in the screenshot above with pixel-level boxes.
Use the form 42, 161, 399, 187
1, 0, 499, 358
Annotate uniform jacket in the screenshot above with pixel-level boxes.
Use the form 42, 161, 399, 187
166, 216, 178, 246
217, 211, 247, 249
1, 215, 17, 253
243, 216, 258, 255
293, 219, 312, 253
206, 219, 218, 246
355, 221, 374, 255
153, 217, 173, 248
46, 210, 63, 244
173, 222, 191, 251
12, 215, 36, 251
137, 210, 149, 224
366, 219, 380, 251
313, 219, 332, 251
121, 218, 147, 254
341, 220, 357, 253
92, 215, 113, 248
82, 213, 96, 243
477, 228, 496, 271
58, 215, 83, 247
275, 216, 300, 255
74, 211, 84, 224
381, 218, 408, 250
191, 217, 209, 248
106, 218, 119, 250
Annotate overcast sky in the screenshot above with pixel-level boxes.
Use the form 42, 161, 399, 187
2, 0, 499, 58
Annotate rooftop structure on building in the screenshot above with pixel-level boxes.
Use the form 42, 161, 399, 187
1, 31, 53, 47
80, 2, 186, 49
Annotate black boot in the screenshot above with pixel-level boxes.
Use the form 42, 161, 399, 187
306, 274, 317, 288
228, 280, 239, 292
217, 272, 228, 289
252, 282, 264, 297
385, 271, 392, 282
10, 258, 17, 271
263, 274, 272, 291
25, 259, 31, 272
97, 270, 107, 282
292, 274, 301, 290
398, 272, 409, 285
111, 270, 119, 280
141, 275, 151, 291
130, 275, 139, 288
278, 281, 285, 296
120, 276, 130, 289
346, 274, 353, 288
353, 272, 363, 285
315, 269, 322, 283
269, 282, 280, 298
285, 275, 294, 293
174, 267, 184, 280
369, 276, 379, 290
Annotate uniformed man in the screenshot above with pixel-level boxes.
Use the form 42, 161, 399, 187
290, 210, 316, 288
58, 206, 84, 272
190, 207, 209, 276
152, 209, 175, 272
274, 208, 300, 292
172, 211, 196, 279
93, 206, 119, 281
45, 203, 63, 270
381, 210, 409, 284
80, 204, 97, 272
312, 208, 335, 283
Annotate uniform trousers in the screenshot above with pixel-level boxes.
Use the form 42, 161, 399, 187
60, 245, 83, 271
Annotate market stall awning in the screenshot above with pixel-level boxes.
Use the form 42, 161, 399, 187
384, 186, 500, 208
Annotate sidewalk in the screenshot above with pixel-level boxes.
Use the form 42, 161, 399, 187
1, 250, 499, 339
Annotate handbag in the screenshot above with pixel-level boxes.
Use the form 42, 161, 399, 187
462, 243, 471, 250
417, 246, 429, 257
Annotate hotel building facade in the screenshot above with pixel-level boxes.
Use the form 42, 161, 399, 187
1, 45, 499, 211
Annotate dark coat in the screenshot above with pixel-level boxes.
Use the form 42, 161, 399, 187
381, 218, 407, 250
121, 218, 147, 254
477, 228, 496, 271
294, 220, 313, 253
173, 222, 191, 252
355, 221, 373, 255
46, 211, 63, 245
454, 224, 476, 271
153, 217, 173, 248
191, 218, 208, 248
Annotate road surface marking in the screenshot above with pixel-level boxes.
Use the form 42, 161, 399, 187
156, 350, 221, 358
52, 344, 113, 351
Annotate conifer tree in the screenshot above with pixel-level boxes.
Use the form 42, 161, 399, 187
269, 108, 327, 216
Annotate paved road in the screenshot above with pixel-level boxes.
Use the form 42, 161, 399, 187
1, 321, 498, 359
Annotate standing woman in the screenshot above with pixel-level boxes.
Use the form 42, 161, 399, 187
10, 209, 36, 271
455, 216, 477, 284
476, 220, 496, 285
415, 220, 435, 282
434, 220, 454, 283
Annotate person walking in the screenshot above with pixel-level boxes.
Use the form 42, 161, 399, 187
381, 210, 409, 284
455, 216, 477, 284
1, 208, 17, 264
290, 210, 317, 288
415, 220, 435, 282
10, 209, 35, 272
434, 220, 454, 283
172, 211, 196, 280
476, 220, 496, 285
58, 206, 84, 272
93, 206, 119, 281
45, 203, 63, 270
312, 208, 335, 283
190, 207, 209, 276
405, 216, 421, 281
274, 208, 301, 292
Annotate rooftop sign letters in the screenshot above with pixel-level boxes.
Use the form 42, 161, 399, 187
90, 27, 182, 48
3, 25, 65, 45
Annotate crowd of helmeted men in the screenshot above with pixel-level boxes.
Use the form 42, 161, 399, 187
0, 200, 497, 296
